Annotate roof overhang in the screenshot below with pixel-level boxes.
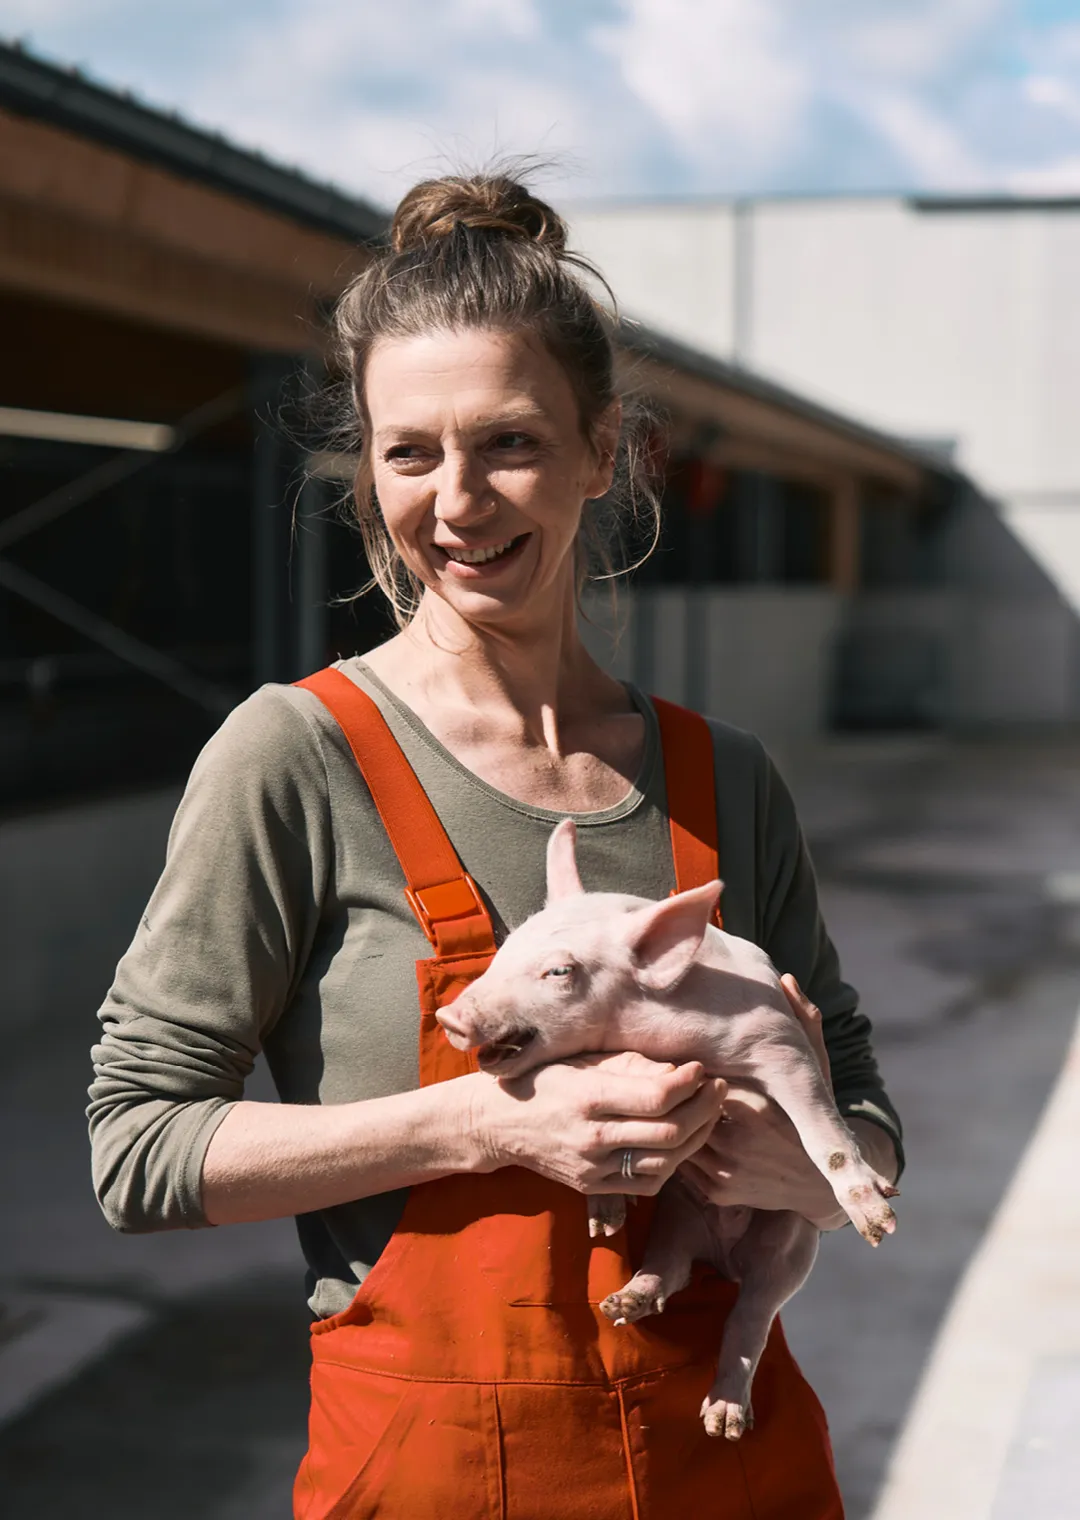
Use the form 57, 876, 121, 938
619, 321, 956, 497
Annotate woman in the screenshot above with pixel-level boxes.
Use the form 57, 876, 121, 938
90, 172, 902, 1519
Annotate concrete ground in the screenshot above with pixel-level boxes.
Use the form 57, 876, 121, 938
4, 733, 1080, 1517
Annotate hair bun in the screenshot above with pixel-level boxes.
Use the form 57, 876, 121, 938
390, 173, 567, 255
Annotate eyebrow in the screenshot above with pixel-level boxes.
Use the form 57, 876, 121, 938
373, 405, 550, 446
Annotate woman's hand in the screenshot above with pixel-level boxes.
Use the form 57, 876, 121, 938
680, 976, 847, 1230
680, 1085, 849, 1229
471, 1051, 727, 1198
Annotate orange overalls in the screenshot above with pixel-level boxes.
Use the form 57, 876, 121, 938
294, 668, 844, 1520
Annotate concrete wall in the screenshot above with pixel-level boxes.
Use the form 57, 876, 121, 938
584, 574, 1080, 737
570, 197, 1080, 610
2, 787, 179, 1037
836, 590, 1080, 729
573, 202, 740, 358
581, 586, 845, 743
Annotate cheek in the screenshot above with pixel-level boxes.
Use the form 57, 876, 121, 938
538, 992, 594, 1042
373, 473, 426, 542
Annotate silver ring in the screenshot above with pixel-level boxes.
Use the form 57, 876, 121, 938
620, 1149, 636, 1181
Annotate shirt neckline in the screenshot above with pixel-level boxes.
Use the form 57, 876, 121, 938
340, 658, 659, 827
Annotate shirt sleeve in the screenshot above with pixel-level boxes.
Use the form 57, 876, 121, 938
87, 686, 333, 1233
752, 742, 905, 1175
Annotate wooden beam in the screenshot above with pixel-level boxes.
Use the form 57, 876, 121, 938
828, 475, 861, 591
0, 105, 372, 350
0, 105, 367, 291
626, 351, 926, 494
0, 190, 326, 351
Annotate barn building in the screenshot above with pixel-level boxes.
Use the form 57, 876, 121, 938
0, 41, 968, 817
571, 193, 1080, 731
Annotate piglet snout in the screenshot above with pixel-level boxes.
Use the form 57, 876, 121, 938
435, 1004, 475, 1050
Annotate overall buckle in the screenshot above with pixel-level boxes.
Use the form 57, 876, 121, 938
405, 874, 488, 947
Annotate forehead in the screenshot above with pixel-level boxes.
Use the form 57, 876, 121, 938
365, 328, 579, 433
500, 895, 641, 956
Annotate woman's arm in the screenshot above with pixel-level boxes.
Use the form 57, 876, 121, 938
92, 688, 726, 1235
89, 689, 334, 1233
202, 1054, 727, 1225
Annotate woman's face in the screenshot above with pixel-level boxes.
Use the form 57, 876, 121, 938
364, 327, 618, 633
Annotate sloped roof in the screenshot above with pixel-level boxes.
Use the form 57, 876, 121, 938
0, 39, 955, 488
0, 39, 385, 243
619, 320, 959, 484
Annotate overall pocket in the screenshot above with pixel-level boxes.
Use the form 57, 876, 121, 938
295, 1360, 408, 1520
316, 1376, 504, 1520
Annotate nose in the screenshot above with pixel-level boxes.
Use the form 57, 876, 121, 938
433, 450, 497, 527
435, 1004, 474, 1049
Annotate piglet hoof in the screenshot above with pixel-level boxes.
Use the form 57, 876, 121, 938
588, 1195, 627, 1239
845, 1175, 899, 1246
701, 1395, 753, 1441
600, 1273, 666, 1326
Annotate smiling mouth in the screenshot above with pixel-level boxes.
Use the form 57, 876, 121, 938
476, 1026, 538, 1071
439, 533, 529, 568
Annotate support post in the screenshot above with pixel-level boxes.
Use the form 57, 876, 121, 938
296, 470, 328, 678
294, 353, 328, 679
829, 476, 861, 592
250, 353, 297, 688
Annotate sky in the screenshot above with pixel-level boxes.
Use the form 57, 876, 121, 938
2, 0, 1080, 212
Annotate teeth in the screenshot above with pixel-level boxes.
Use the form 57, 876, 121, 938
444, 538, 516, 564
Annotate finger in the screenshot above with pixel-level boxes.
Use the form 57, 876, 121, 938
679, 1155, 729, 1203
599, 1116, 722, 1194
780, 973, 831, 1082
581, 1051, 678, 1078
596, 1096, 722, 1155
588, 1061, 710, 1119
595, 1076, 726, 1143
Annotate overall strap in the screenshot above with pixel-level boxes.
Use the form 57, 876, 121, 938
296, 668, 496, 958
652, 696, 724, 927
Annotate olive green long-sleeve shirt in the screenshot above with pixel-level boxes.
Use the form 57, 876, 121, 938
89, 660, 902, 1318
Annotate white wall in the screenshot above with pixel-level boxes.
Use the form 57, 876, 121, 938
571, 196, 1080, 610
571, 202, 739, 358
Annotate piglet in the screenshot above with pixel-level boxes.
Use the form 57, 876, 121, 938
437, 820, 897, 1441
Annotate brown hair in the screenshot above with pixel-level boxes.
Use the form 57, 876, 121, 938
329, 170, 661, 626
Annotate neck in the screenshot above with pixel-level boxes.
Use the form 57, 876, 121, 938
609, 993, 721, 1069
367, 569, 628, 748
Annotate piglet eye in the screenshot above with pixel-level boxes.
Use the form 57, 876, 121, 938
542, 964, 574, 979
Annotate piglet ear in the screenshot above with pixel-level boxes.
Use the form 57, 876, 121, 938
625, 881, 722, 992
546, 819, 584, 903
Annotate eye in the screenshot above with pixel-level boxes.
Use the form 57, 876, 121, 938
490, 431, 534, 452
542, 964, 574, 979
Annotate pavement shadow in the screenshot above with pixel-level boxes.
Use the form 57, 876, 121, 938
0, 1274, 310, 1520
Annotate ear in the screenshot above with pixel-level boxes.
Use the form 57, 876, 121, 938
625, 881, 722, 992
585, 399, 622, 500
546, 819, 584, 903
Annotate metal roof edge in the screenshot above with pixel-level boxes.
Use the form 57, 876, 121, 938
617, 319, 964, 483
566, 191, 1080, 217
0, 39, 389, 245
907, 194, 1080, 214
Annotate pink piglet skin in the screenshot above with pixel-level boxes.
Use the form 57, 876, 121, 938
437, 819, 898, 1441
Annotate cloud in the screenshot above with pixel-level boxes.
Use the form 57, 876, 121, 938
592, 0, 808, 175
594, 0, 1009, 191
6, 0, 1080, 200
1007, 153, 1080, 193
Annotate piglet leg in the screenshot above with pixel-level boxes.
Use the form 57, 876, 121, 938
600, 1179, 720, 1324
589, 1195, 628, 1238
700, 1209, 818, 1440
755, 1045, 899, 1245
